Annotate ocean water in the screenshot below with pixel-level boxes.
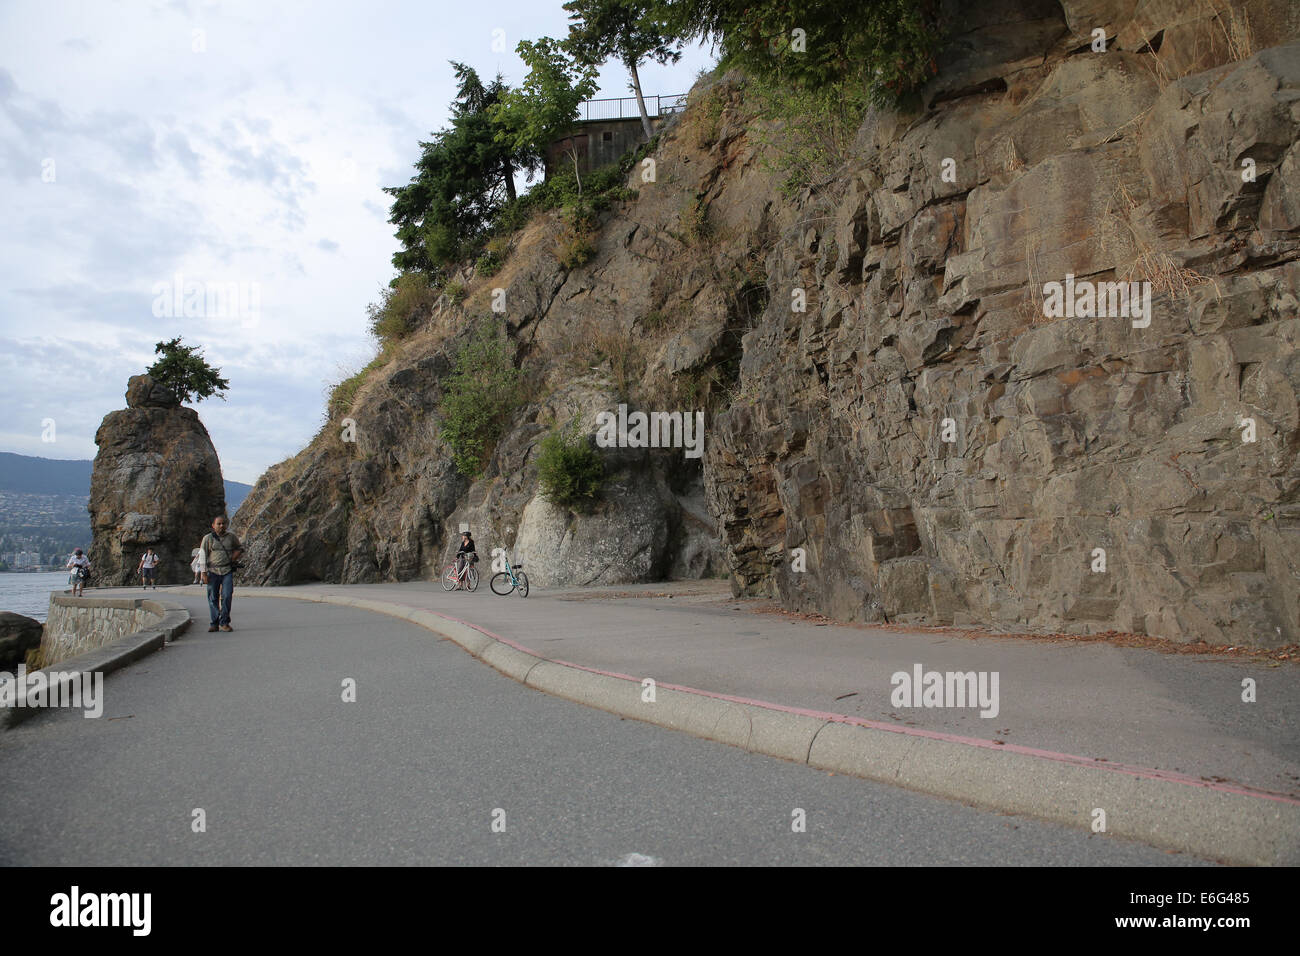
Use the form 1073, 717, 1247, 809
0, 571, 70, 622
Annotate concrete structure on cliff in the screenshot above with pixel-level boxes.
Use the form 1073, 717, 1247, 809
89, 375, 227, 587
546, 94, 685, 178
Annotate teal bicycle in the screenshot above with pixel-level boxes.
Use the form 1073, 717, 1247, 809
490, 554, 529, 597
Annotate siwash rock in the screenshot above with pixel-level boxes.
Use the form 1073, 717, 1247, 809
89, 375, 227, 586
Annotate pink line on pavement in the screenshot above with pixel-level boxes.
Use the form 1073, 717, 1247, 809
400, 601, 1300, 807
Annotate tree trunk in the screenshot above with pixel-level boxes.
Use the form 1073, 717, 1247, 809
503, 157, 516, 203
569, 146, 582, 196
628, 58, 654, 141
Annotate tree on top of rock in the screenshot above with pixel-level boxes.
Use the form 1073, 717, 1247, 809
145, 337, 230, 405
561, 0, 683, 141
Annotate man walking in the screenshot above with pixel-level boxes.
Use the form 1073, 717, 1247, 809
138, 547, 160, 589
199, 516, 242, 633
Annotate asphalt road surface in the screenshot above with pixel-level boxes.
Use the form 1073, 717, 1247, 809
0, 594, 1209, 865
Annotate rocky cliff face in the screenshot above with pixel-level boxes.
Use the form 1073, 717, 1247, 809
89, 375, 227, 586
239, 0, 1300, 647
0, 612, 42, 671
711, 2, 1300, 649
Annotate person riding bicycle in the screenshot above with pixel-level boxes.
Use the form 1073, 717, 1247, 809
455, 531, 477, 575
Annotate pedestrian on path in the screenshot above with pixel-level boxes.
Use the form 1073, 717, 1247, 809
199, 516, 243, 632
66, 548, 91, 597
190, 546, 203, 584
138, 548, 160, 589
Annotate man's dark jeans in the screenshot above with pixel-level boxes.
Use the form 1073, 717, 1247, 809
207, 572, 234, 627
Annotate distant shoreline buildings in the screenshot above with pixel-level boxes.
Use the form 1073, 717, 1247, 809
0, 551, 66, 572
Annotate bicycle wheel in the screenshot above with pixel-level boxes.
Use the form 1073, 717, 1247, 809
490, 571, 513, 595
515, 571, 529, 598
441, 565, 458, 592
467, 566, 479, 591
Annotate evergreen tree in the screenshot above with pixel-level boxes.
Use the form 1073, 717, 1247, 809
145, 337, 230, 405
384, 63, 520, 275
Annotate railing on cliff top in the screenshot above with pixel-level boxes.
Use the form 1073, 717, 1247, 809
575, 94, 687, 122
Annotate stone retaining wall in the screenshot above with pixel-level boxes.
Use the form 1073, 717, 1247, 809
40, 595, 166, 666
3, 594, 190, 731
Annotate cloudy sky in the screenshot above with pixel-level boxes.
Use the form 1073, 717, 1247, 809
0, 0, 715, 484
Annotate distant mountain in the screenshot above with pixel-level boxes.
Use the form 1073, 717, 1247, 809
0, 452, 252, 511
225, 480, 251, 514
0, 452, 92, 495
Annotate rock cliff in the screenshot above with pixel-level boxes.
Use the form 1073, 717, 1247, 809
238, 0, 1300, 646
0, 612, 42, 671
89, 375, 228, 586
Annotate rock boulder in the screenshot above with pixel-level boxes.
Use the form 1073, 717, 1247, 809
0, 612, 43, 671
89, 375, 228, 586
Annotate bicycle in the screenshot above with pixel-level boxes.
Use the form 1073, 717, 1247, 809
441, 558, 479, 592
489, 556, 529, 597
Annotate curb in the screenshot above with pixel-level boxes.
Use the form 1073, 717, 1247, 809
251, 588, 1300, 865
1, 597, 191, 731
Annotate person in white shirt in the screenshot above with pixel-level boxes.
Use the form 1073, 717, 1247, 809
66, 548, 91, 597
190, 547, 203, 584
138, 548, 160, 589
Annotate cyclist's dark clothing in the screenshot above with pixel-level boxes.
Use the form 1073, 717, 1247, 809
456, 537, 477, 571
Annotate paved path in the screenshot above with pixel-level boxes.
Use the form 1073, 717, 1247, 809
244, 579, 1300, 800
0, 592, 1206, 865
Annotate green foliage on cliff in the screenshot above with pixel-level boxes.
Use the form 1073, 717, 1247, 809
536, 418, 606, 512
384, 63, 527, 277
383, 2, 941, 285
492, 37, 599, 170
474, 236, 511, 277
387, 51, 657, 283
668, 0, 943, 108
367, 272, 442, 349
746, 73, 871, 196
552, 197, 602, 269
493, 141, 644, 239
443, 280, 467, 305
676, 194, 711, 244
327, 355, 386, 420
439, 321, 522, 477
554, 230, 598, 270
146, 337, 230, 404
